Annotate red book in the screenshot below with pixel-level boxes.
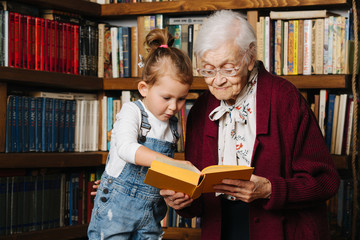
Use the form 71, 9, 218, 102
73, 24, 79, 75
57, 22, 66, 73
44, 19, 51, 72
86, 180, 95, 224
34, 17, 42, 70
13, 12, 21, 68
50, 20, 58, 72
69, 24, 75, 74
40, 17, 46, 71
21, 14, 27, 69
27, 16, 35, 69
66, 23, 72, 74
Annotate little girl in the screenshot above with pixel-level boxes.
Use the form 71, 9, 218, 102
87, 28, 193, 239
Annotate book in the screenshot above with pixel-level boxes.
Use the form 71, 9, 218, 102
330, 95, 340, 154
269, 10, 338, 20
334, 94, 347, 155
318, 89, 327, 136
314, 18, 324, 74
325, 94, 336, 150
144, 158, 254, 199
303, 19, 312, 75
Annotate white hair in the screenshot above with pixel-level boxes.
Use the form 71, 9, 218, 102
194, 10, 257, 64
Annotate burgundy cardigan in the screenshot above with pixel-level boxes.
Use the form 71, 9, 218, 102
178, 62, 340, 240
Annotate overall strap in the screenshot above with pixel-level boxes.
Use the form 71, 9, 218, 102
133, 100, 151, 143
169, 116, 180, 144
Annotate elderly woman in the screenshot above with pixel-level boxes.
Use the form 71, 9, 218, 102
160, 10, 340, 240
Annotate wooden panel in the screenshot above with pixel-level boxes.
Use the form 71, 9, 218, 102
101, 0, 349, 16
282, 75, 347, 89
163, 227, 201, 240
332, 155, 348, 169
13, 0, 100, 17
0, 225, 88, 240
0, 152, 104, 168
0, 67, 102, 91
0, 82, 7, 152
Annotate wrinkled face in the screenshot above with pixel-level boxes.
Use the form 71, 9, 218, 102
200, 44, 254, 105
139, 74, 190, 122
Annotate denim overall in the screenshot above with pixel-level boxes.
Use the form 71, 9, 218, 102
88, 100, 179, 240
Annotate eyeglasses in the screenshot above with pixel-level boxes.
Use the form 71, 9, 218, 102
197, 67, 241, 78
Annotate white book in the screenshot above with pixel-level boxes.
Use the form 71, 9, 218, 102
327, 16, 334, 74
315, 19, 324, 74
264, 17, 270, 72
167, 16, 206, 25
92, 100, 99, 151
88, 100, 94, 151
121, 91, 132, 106
74, 100, 82, 152
303, 19, 312, 75
345, 99, 354, 155
28, 91, 74, 100
283, 21, 288, 75
111, 27, 119, 78
270, 10, 337, 20
335, 94, 348, 155
69, 92, 97, 100
323, 18, 329, 74
318, 90, 327, 136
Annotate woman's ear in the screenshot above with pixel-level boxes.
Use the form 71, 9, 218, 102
247, 43, 256, 71
138, 81, 149, 97
248, 56, 256, 72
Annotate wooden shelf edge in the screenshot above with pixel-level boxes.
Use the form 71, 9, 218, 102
0, 67, 102, 91
0, 224, 88, 240
0, 152, 105, 168
13, 0, 101, 17
101, 0, 349, 16
163, 227, 201, 240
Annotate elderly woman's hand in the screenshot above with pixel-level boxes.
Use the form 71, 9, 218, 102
160, 190, 193, 210
213, 174, 272, 203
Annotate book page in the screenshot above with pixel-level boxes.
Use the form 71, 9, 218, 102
201, 165, 253, 174
156, 157, 201, 174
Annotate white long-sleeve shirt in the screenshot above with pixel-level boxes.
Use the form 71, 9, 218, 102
105, 100, 181, 177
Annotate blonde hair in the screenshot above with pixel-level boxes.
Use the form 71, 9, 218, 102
142, 28, 193, 86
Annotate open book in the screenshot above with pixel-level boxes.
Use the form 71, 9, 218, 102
144, 158, 254, 199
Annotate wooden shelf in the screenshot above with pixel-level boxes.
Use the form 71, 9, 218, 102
0, 152, 106, 168
0, 67, 102, 91
163, 227, 201, 240
103, 75, 348, 90
101, 0, 349, 17
13, 0, 101, 17
0, 224, 88, 240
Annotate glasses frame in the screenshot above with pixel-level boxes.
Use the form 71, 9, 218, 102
197, 54, 247, 78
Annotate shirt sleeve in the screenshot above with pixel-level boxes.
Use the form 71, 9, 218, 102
111, 102, 142, 164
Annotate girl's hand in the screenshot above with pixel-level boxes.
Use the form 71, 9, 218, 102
160, 189, 193, 210
91, 180, 101, 196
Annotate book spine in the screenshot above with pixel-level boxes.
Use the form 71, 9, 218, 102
327, 17, 334, 74
8, 12, 15, 67
315, 19, 324, 74
287, 20, 295, 75
274, 20, 282, 75
118, 26, 123, 77
69, 100, 76, 152
4, 11, 9, 67
97, 23, 105, 78
303, 19, 312, 75
5, 96, 14, 153
22, 96, 29, 152
283, 21, 288, 75
323, 18, 329, 74
29, 97, 36, 152
73, 24, 80, 75
122, 27, 131, 78
13, 12, 21, 68
110, 27, 119, 78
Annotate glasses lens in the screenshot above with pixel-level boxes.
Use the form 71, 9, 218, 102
220, 68, 236, 77
199, 69, 215, 77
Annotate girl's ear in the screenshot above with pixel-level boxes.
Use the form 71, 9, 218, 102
138, 81, 149, 97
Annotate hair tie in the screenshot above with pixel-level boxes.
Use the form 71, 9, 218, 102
159, 44, 168, 48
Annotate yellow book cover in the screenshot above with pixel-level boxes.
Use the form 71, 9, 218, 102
144, 158, 254, 199
287, 20, 295, 75
293, 20, 298, 75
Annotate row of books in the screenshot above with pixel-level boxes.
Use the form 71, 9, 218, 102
0, 9, 99, 76
162, 207, 201, 228
327, 177, 354, 239
92, 0, 176, 4
257, 9, 358, 76
5, 92, 99, 153
99, 15, 206, 78
311, 90, 356, 155
0, 167, 103, 236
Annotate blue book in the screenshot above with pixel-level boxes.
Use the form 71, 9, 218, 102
22, 96, 29, 152
63, 100, 71, 152
15, 95, 22, 153
35, 98, 45, 152
118, 26, 124, 77
52, 99, 60, 152
29, 97, 36, 152
58, 99, 66, 152
5, 96, 14, 153
325, 94, 336, 150
68, 100, 76, 152
121, 27, 131, 77
44, 98, 53, 152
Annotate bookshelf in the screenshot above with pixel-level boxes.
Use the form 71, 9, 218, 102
0, 0, 355, 239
